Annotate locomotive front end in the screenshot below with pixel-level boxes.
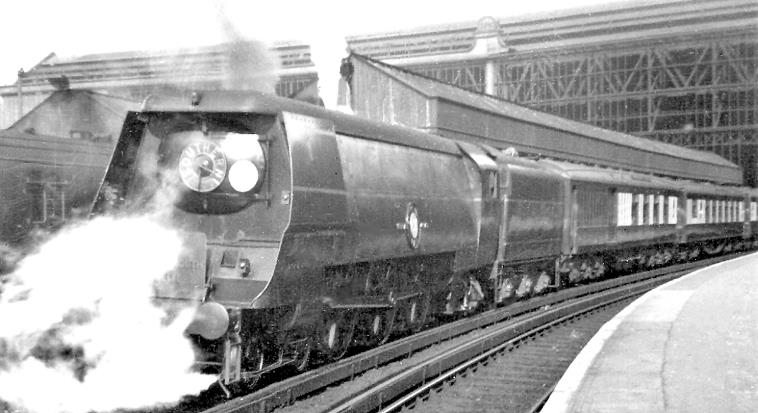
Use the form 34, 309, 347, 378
92, 92, 293, 383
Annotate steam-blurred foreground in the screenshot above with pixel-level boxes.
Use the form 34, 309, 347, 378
0, 216, 215, 413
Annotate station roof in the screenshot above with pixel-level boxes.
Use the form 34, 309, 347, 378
346, 0, 758, 60
0, 41, 316, 94
7, 89, 138, 142
343, 53, 743, 185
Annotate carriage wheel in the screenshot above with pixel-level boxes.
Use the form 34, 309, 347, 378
567, 266, 582, 284
532, 271, 552, 294
494, 276, 515, 305
515, 274, 534, 298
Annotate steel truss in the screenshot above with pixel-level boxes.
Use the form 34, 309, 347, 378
405, 35, 758, 185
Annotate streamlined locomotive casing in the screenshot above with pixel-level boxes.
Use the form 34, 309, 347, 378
262, 106, 484, 308
94, 91, 486, 313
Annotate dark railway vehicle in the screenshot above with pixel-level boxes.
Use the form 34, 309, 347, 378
0, 90, 135, 271
92, 90, 758, 388
0, 129, 113, 245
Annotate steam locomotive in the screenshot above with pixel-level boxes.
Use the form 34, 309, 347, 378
92, 90, 758, 387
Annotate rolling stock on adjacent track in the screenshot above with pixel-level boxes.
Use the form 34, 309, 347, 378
92, 90, 758, 388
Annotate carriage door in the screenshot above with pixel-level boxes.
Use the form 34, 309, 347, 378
570, 185, 579, 254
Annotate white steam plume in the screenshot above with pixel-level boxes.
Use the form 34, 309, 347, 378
216, 6, 280, 94
0, 215, 215, 413
144, 4, 281, 97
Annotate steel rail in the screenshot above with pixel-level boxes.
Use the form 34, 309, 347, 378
200, 253, 742, 413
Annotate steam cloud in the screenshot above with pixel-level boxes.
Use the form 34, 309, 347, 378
0, 215, 215, 413
147, 2, 280, 96
149, 38, 279, 95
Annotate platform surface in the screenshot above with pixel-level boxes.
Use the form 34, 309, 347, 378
542, 253, 758, 413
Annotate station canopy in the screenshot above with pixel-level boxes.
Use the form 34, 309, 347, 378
340, 53, 743, 185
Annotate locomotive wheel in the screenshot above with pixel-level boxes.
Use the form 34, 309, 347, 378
293, 339, 312, 371
354, 307, 397, 346
243, 341, 265, 372
376, 306, 397, 345
318, 310, 357, 360
407, 293, 431, 333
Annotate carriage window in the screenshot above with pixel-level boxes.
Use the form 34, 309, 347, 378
727, 201, 733, 222
643, 195, 650, 225
751, 202, 757, 221
631, 194, 640, 225
739, 201, 745, 221
732, 201, 740, 222
631, 194, 638, 225
663, 196, 669, 224
735, 201, 740, 222
720, 200, 725, 222
617, 192, 633, 226
697, 199, 706, 223
668, 196, 678, 224
707, 200, 714, 223
655, 195, 663, 224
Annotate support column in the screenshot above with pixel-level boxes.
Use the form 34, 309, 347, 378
485, 60, 496, 96
16, 68, 24, 119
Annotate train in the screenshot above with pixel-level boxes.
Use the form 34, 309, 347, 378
0, 90, 135, 273
91, 90, 758, 388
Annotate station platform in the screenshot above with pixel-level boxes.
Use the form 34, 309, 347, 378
542, 252, 758, 413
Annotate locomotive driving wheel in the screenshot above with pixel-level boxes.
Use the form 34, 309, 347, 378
243, 340, 265, 372
406, 293, 431, 333
317, 309, 357, 361
358, 306, 397, 346
292, 339, 312, 371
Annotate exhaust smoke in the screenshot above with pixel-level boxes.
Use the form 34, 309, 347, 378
0, 215, 215, 413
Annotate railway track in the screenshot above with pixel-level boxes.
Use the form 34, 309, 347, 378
368, 290, 635, 413
195, 254, 741, 413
